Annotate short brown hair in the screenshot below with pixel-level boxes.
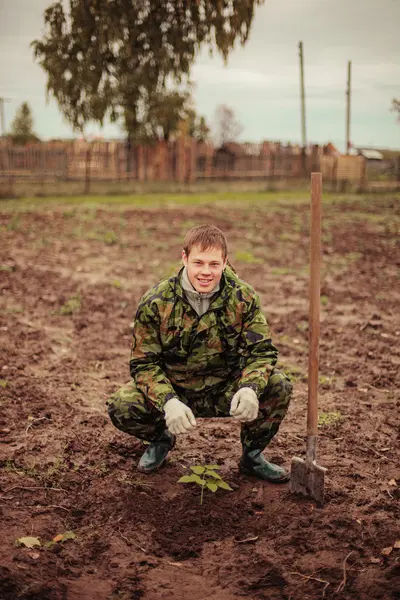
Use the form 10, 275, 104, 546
183, 225, 228, 260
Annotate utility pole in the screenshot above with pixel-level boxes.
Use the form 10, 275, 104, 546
299, 41, 307, 173
0, 97, 11, 137
345, 61, 352, 154
299, 41, 307, 148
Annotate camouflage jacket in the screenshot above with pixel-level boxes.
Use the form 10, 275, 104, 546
130, 266, 278, 410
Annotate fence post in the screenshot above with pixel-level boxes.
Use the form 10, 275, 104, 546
359, 157, 367, 192
137, 145, 145, 182
175, 138, 185, 183
187, 139, 197, 184
396, 156, 400, 183
84, 145, 91, 194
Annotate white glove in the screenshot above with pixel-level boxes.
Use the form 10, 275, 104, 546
164, 397, 196, 435
230, 388, 259, 422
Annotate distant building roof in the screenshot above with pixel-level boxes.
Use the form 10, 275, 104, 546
217, 142, 247, 157
357, 148, 384, 160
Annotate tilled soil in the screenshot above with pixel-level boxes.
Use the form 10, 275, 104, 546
0, 195, 399, 600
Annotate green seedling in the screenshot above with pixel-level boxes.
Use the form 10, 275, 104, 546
318, 411, 343, 428
178, 464, 233, 505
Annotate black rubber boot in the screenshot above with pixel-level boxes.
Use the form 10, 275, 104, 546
137, 430, 176, 474
239, 448, 290, 483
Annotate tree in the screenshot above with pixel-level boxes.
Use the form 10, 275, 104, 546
391, 98, 400, 123
213, 104, 243, 146
125, 88, 209, 143
130, 89, 192, 142
32, 1, 264, 137
10, 102, 40, 145
186, 111, 210, 142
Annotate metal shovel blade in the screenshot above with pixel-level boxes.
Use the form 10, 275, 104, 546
290, 456, 327, 506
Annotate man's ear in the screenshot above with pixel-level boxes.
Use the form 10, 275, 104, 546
223, 257, 228, 269
182, 250, 188, 266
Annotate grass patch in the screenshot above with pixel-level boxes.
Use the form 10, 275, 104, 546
280, 364, 306, 382
271, 267, 293, 276
279, 232, 300, 242
0, 306, 24, 315
234, 250, 263, 264
6, 215, 21, 231
73, 226, 119, 245
60, 294, 81, 316
4, 457, 67, 486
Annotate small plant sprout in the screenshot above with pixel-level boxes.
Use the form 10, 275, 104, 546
178, 464, 233, 505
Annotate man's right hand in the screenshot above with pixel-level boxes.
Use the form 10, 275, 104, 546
164, 397, 196, 435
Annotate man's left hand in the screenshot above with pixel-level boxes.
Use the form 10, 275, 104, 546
230, 388, 259, 422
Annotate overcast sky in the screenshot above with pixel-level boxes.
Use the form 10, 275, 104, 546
0, 0, 399, 151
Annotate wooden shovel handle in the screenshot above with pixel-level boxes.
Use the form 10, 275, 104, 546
308, 173, 322, 436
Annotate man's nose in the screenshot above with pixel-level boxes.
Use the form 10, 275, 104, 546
201, 264, 211, 274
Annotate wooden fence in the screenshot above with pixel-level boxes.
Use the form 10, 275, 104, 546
1, 139, 399, 196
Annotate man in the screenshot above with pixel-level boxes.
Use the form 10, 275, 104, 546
107, 225, 292, 482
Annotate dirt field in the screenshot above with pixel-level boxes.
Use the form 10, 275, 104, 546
0, 192, 399, 600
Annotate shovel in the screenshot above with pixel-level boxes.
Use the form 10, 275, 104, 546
290, 172, 327, 506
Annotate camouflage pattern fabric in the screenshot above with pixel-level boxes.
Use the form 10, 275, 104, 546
107, 368, 292, 451
129, 266, 279, 411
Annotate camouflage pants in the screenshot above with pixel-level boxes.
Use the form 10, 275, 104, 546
107, 369, 292, 451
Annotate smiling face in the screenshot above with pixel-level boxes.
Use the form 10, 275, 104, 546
182, 245, 227, 293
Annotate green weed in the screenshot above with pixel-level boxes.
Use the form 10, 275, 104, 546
60, 294, 81, 315
318, 375, 335, 387
234, 250, 263, 264
321, 295, 329, 306
296, 321, 308, 332
280, 364, 306, 382
318, 411, 343, 427
6, 215, 20, 231
279, 232, 299, 242
0, 380, 7, 388
102, 230, 118, 245
271, 267, 292, 276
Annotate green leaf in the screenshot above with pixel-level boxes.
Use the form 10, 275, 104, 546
179, 474, 206, 486
178, 475, 198, 483
204, 464, 221, 470
206, 481, 218, 492
195, 476, 207, 486
205, 470, 222, 480
61, 531, 76, 542
216, 480, 233, 491
0, 379, 7, 388
190, 466, 206, 475
16, 536, 41, 548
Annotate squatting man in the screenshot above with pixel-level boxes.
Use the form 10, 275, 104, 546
107, 225, 293, 482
